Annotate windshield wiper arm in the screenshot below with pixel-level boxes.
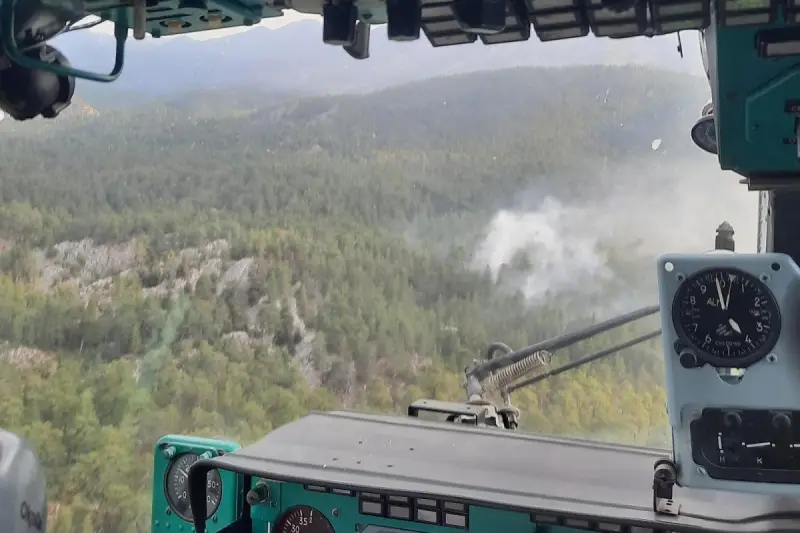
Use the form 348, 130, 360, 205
506, 329, 662, 394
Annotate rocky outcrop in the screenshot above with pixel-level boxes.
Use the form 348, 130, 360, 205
26, 237, 320, 385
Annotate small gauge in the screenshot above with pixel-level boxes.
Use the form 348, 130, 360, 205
275, 506, 335, 533
165, 453, 222, 522
672, 267, 781, 367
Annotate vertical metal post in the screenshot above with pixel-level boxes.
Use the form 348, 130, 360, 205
764, 190, 800, 264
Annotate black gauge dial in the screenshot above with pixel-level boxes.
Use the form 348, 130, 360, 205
165, 453, 222, 522
275, 506, 335, 533
672, 267, 781, 366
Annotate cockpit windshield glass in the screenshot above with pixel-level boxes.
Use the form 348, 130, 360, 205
0, 20, 757, 533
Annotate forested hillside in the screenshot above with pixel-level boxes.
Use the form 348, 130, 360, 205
0, 65, 720, 533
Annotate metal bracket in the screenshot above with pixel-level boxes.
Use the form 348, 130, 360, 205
344, 20, 370, 59
496, 405, 520, 430
0, 0, 126, 82
652, 459, 681, 517
407, 398, 508, 428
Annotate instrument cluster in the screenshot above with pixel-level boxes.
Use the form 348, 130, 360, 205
243, 477, 624, 533
658, 253, 800, 497
152, 435, 628, 533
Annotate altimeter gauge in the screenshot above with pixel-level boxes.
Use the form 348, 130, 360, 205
672, 267, 781, 367
165, 452, 222, 522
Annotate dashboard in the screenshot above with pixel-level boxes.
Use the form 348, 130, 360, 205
151, 410, 800, 533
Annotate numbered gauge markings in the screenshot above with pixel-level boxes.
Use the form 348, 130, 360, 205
671, 267, 781, 366
164, 452, 222, 522
275, 506, 335, 533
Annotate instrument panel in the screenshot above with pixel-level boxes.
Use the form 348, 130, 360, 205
250, 482, 558, 533
658, 253, 800, 496
153, 437, 560, 533
153, 443, 575, 533
152, 413, 800, 533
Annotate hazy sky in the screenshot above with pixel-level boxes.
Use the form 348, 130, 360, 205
89, 11, 320, 40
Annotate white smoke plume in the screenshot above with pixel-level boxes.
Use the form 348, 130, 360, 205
473, 197, 613, 300
471, 153, 758, 314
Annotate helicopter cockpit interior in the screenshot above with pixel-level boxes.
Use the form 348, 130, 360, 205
5, 0, 800, 531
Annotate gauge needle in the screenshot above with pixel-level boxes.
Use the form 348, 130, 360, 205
725, 277, 733, 310
716, 278, 727, 310
179, 468, 189, 477
729, 318, 742, 334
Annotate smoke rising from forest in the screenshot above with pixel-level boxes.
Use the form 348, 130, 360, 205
471, 152, 758, 314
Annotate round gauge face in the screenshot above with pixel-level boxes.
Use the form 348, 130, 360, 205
275, 506, 335, 533
164, 453, 222, 522
672, 267, 781, 366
